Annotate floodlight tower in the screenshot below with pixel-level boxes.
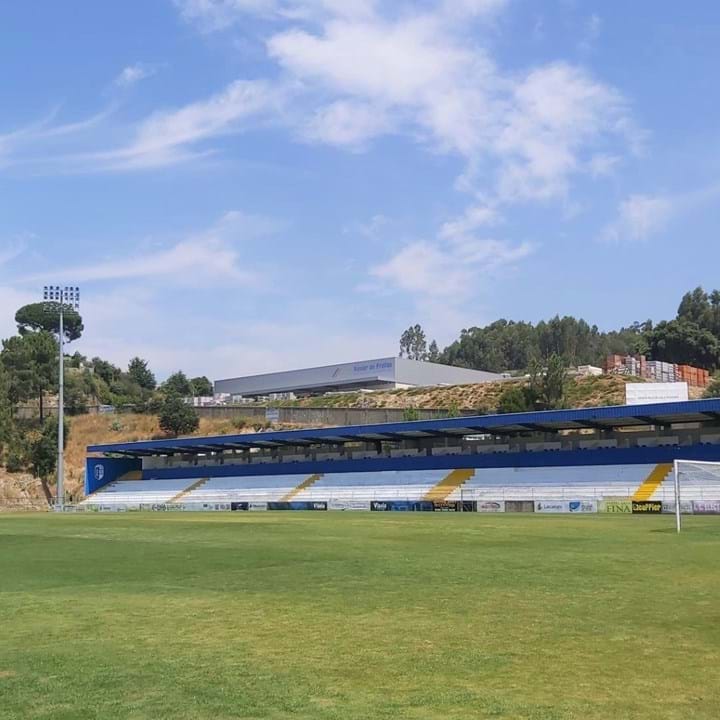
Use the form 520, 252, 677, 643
43, 286, 80, 510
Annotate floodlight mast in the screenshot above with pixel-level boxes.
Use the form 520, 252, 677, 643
43, 286, 80, 510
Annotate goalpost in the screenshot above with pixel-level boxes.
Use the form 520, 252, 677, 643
673, 460, 720, 533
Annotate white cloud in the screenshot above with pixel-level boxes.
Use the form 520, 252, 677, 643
371, 236, 532, 299
91, 80, 284, 169
601, 193, 676, 243
440, 203, 498, 239
115, 64, 156, 88
19, 211, 273, 285
601, 185, 720, 243
175, 0, 280, 30
303, 100, 393, 148
494, 62, 629, 201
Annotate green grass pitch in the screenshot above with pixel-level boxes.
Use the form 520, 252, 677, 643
1, 512, 719, 719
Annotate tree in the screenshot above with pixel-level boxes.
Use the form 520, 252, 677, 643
646, 320, 720, 370
161, 371, 193, 397
128, 357, 156, 391
158, 394, 199, 437
190, 376, 213, 397
25, 417, 70, 502
427, 340, 440, 363
15, 303, 83, 342
0, 364, 13, 457
399, 324, 428, 360
1, 331, 58, 420
542, 354, 567, 410
523, 354, 567, 411
90, 357, 122, 386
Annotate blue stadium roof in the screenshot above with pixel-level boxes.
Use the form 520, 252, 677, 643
87, 398, 720, 457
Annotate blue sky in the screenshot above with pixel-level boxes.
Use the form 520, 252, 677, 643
1, 0, 719, 379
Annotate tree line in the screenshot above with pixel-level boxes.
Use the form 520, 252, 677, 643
400, 287, 720, 374
0, 302, 210, 498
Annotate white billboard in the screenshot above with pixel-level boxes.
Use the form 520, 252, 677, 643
626, 382, 688, 405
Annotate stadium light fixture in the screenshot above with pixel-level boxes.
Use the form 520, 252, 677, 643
42, 285, 80, 511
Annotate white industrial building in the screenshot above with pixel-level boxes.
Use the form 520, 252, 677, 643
214, 357, 503, 399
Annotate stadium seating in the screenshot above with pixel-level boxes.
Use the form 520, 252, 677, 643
80, 464, 720, 508
80, 478, 194, 508
180, 474, 310, 503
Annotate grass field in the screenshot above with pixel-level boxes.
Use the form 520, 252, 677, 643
1, 513, 719, 720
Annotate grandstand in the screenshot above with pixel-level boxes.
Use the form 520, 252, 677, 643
83, 399, 720, 511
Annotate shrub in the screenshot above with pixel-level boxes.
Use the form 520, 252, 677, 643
158, 395, 199, 437
402, 407, 419, 421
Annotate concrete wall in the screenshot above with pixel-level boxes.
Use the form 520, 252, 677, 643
195, 405, 474, 425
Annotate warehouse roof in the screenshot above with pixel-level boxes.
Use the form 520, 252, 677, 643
87, 398, 720, 457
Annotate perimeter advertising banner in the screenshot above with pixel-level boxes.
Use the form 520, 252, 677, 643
328, 500, 369, 511
504, 500, 535, 513
143, 502, 231, 512
248, 502, 268, 511
692, 500, 720, 515
266, 501, 327, 511
535, 501, 569, 513
661, 501, 694, 515
600, 499, 632, 514
476, 500, 505, 513
370, 501, 434, 512
432, 501, 463, 512
632, 501, 663, 514
568, 500, 598, 513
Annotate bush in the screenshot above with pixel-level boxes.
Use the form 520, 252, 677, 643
232, 416, 255, 430
496, 385, 532, 414
5, 445, 26, 473
704, 374, 720, 399
402, 407, 419, 421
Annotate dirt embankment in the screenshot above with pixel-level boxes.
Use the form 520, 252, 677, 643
275, 374, 683, 411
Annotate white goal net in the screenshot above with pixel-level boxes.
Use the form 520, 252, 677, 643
673, 460, 720, 532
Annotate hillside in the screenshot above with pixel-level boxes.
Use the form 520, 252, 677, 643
272, 374, 704, 411
2, 414, 302, 506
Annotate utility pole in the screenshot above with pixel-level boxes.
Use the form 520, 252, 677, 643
43, 286, 80, 510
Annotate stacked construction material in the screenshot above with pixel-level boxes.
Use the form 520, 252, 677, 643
603, 355, 710, 387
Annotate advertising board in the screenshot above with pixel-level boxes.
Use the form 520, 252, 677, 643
600, 499, 632, 514
231, 502, 249, 511
328, 500, 370, 511
692, 500, 720, 515
535, 501, 568, 513
661, 501, 694, 515
568, 500, 598, 513
248, 502, 267, 511
626, 382, 688, 405
632, 500, 663, 514
504, 500, 534, 513
432, 501, 461, 512
266, 501, 327, 511
370, 500, 434, 512
476, 500, 504, 513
